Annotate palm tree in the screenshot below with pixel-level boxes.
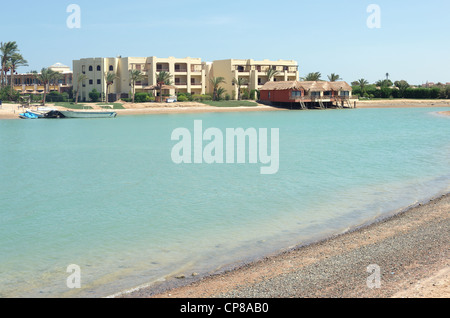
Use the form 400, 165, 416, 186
0, 41, 19, 88
130, 69, 145, 103
36, 68, 57, 106
216, 87, 226, 101
357, 78, 369, 96
209, 77, 226, 101
266, 68, 280, 82
232, 77, 248, 100
327, 73, 342, 82
105, 72, 119, 104
301, 72, 322, 81
50, 71, 63, 92
75, 73, 87, 104
375, 79, 393, 88
155, 71, 173, 102
9, 53, 28, 89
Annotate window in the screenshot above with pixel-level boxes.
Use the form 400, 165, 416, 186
268, 92, 271, 98
97, 79, 101, 85
97, 65, 101, 71
89, 66, 93, 71
82, 65, 85, 74
89, 80, 93, 85
109, 65, 114, 71
340, 91, 350, 97
291, 91, 302, 98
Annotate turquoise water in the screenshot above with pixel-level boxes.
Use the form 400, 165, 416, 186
0, 107, 449, 297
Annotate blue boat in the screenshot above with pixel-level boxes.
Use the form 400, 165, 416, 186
19, 111, 39, 119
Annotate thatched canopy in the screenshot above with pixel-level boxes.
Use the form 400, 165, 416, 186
144, 84, 177, 90
328, 81, 352, 92
259, 81, 305, 91
260, 80, 352, 92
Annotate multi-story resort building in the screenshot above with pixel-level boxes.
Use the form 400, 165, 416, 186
208, 59, 299, 99
72, 56, 300, 102
8, 63, 73, 94
73, 56, 208, 102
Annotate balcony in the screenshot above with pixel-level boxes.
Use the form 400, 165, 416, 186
191, 65, 203, 73
235, 66, 251, 73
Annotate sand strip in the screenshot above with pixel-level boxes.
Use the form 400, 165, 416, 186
356, 99, 450, 108
121, 193, 449, 298
2, 100, 450, 120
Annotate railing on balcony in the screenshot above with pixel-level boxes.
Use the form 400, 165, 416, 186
174, 68, 188, 73
191, 67, 203, 73
289, 95, 353, 102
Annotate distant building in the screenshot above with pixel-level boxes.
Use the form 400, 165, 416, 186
72, 56, 300, 102
208, 59, 299, 100
8, 63, 73, 94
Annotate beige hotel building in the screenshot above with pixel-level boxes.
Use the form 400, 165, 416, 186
72, 56, 299, 101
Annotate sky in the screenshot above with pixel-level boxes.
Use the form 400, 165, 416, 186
1, 0, 449, 85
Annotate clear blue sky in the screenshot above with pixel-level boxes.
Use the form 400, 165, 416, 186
1, 0, 449, 84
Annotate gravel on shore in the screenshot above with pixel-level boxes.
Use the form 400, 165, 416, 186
122, 193, 449, 298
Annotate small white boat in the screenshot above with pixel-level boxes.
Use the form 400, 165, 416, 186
59, 110, 117, 118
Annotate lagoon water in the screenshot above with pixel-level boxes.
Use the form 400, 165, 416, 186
0, 107, 449, 297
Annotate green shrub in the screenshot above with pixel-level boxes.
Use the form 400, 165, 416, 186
177, 92, 193, 101
134, 92, 151, 103
89, 89, 100, 102
192, 94, 212, 101
45, 91, 67, 102
0, 86, 20, 101
177, 95, 188, 102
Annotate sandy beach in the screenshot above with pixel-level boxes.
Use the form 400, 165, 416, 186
119, 193, 449, 299
356, 99, 450, 109
1, 99, 450, 120
0, 101, 281, 120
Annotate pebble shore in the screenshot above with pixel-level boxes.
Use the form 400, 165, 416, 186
123, 193, 449, 298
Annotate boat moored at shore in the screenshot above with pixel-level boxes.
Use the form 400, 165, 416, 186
58, 110, 117, 118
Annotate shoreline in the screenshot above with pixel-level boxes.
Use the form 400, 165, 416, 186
118, 192, 450, 298
1, 99, 450, 120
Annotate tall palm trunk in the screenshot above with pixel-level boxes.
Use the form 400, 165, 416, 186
10, 68, 15, 90
75, 82, 80, 104
42, 83, 47, 106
